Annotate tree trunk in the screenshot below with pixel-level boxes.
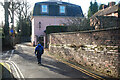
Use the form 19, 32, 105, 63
4, 2, 9, 35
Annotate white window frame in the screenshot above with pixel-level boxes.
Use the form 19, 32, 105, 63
41, 5, 48, 13
59, 5, 66, 14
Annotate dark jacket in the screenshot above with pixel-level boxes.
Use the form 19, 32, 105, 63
35, 44, 44, 55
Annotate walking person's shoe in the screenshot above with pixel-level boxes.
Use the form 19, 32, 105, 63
38, 62, 42, 65
38, 62, 41, 64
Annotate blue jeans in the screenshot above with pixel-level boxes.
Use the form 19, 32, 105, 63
37, 54, 42, 63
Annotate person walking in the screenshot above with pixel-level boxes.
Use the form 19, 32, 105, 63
34, 44, 44, 64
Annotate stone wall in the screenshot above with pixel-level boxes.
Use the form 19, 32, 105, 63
48, 27, 120, 77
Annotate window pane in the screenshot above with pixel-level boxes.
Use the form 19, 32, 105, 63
60, 6, 65, 13
42, 5, 48, 13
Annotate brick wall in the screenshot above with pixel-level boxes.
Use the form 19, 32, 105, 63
48, 27, 120, 77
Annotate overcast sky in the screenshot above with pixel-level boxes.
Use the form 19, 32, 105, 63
0, 0, 119, 25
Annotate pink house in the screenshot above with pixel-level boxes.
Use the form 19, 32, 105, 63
31, 1, 84, 46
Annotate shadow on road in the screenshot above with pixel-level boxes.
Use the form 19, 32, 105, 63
15, 48, 91, 79
2, 45, 15, 52
42, 58, 90, 78
40, 63, 66, 74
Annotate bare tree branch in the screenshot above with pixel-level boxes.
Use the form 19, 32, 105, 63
0, 2, 4, 7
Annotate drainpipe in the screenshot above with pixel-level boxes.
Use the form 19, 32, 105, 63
54, 16, 56, 25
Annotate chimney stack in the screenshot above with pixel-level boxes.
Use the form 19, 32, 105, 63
109, 2, 116, 7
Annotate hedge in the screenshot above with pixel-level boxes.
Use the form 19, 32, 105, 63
46, 25, 67, 34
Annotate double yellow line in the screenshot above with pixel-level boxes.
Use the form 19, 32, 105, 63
47, 54, 105, 80
60, 60, 105, 80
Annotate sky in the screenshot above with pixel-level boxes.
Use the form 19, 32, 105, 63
0, 0, 119, 25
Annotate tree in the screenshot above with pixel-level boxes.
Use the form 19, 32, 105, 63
99, 4, 104, 10
88, 1, 93, 18
16, 16, 31, 37
0, 1, 10, 35
15, 0, 32, 37
8, 0, 20, 28
0, 0, 21, 35
93, 1, 98, 14
87, 1, 98, 18
62, 17, 93, 32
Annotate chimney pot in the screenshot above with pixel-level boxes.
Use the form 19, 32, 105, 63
102, 5, 108, 9
109, 2, 116, 7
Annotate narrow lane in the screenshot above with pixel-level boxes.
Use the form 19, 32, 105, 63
10, 44, 106, 79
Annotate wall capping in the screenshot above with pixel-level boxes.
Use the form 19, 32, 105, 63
50, 27, 120, 35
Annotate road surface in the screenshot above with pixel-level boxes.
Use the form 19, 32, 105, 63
0, 43, 108, 80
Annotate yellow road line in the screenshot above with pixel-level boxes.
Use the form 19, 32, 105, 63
47, 54, 105, 80
6, 63, 11, 72
61, 60, 99, 79
0, 63, 4, 66
0, 63, 11, 72
61, 60, 105, 80
61, 61, 98, 78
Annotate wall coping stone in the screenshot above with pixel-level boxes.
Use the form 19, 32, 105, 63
50, 27, 120, 35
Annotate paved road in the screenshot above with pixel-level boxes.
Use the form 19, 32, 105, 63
1, 43, 107, 80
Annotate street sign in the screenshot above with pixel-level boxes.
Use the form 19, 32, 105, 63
10, 29, 14, 33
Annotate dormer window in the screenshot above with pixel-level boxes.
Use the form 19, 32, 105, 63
60, 5, 65, 14
42, 5, 48, 13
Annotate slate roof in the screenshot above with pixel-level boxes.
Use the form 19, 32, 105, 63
90, 4, 119, 19
33, 1, 84, 17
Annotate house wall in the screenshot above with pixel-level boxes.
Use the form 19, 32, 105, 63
32, 16, 69, 45
105, 12, 118, 17
48, 28, 120, 77
31, 18, 36, 45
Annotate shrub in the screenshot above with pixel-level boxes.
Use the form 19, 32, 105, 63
46, 25, 67, 34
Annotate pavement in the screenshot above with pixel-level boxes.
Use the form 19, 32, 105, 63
20, 42, 33, 47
